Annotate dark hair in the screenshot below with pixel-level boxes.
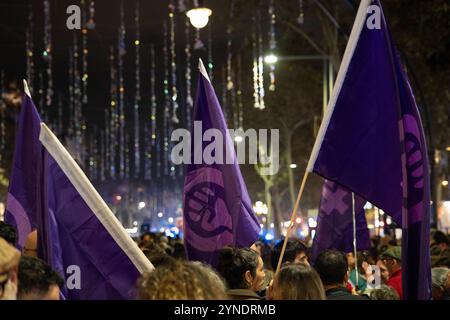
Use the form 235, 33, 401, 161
369, 284, 399, 300
314, 250, 348, 286
433, 231, 450, 246
217, 247, 259, 289
0, 222, 17, 246
276, 263, 326, 300
18, 256, 63, 299
271, 239, 308, 270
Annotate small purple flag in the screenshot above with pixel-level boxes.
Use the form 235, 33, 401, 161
311, 180, 370, 263
5, 84, 41, 250
307, 0, 431, 299
6, 82, 153, 299
182, 60, 260, 266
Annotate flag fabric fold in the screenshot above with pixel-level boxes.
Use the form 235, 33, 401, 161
311, 180, 370, 263
307, 0, 431, 299
6, 82, 153, 299
183, 60, 260, 266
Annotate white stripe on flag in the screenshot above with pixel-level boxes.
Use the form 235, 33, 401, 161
306, 0, 372, 172
38, 123, 154, 274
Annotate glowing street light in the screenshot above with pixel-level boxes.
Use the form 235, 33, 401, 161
442, 180, 449, 187
289, 163, 297, 169
168, 217, 174, 224
264, 54, 278, 64
234, 135, 243, 143
157, 212, 163, 218
138, 201, 146, 210
186, 7, 212, 29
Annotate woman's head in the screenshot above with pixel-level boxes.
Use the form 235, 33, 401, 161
137, 260, 227, 300
271, 263, 326, 300
218, 247, 265, 291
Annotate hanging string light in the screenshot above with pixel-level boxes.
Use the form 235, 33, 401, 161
207, 20, 213, 81
43, 0, 53, 107
145, 43, 157, 181
257, 12, 265, 110
109, 46, 117, 178
68, 47, 74, 136
192, 0, 204, 50
26, 5, 34, 94
178, 0, 186, 12
221, 67, 228, 121
104, 105, 110, 179
268, 0, 277, 91
298, 0, 305, 24
252, 17, 260, 109
163, 21, 170, 176
134, 0, 141, 178
38, 71, 45, 117
185, 17, 193, 128
72, 33, 84, 162
237, 54, 244, 129
169, 1, 179, 125
118, 0, 126, 179
86, 0, 96, 30
81, 1, 89, 104
226, 0, 235, 91
99, 131, 105, 181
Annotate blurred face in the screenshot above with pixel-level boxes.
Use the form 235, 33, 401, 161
295, 252, 309, 266
346, 253, 355, 269
376, 260, 389, 283
382, 258, 399, 275
247, 256, 265, 292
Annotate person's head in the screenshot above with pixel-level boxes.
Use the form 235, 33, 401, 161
271, 239, 309, 270
271, 263, 325, 300
432, 231, 450, 251
218, 247, 265, 292
0, 237, 20, 300
369, 284, 399, 300
137, 260, 227, 299
0, 222, 17, 246
17, 256, 63, 300
431, 267, 450, 300
253, 241, 264, 257
314, 250, 348, 288
376, 259, 390, 283
380, 246, 402, 275
171, 242, 186, 260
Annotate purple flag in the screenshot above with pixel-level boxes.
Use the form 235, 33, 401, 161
183, 60, 260, 266
5, 85, 41, 250
307, 0, 431, 299
311, 180, 370, 263
6, 82, 153, 299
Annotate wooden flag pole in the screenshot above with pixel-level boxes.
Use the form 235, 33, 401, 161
275, 169, 310, 274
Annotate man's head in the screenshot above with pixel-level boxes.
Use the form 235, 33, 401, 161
380, 246, 402, 275
18, 256, 63, 300
271, 239, 309, 270
0, 237, 20, 300
431, 267, 450, 300
314, 250, 348, 288
0, 222, 17, 246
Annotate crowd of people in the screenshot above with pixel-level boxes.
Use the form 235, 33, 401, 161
1, 220, 450, 300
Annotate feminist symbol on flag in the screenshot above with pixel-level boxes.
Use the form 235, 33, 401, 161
184, 167, 233, 252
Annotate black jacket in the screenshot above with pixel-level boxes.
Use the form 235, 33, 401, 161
326, 287, 370, 300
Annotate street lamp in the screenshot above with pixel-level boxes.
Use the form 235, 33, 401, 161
187, 7, 212, 29
264, 54, 278, 64
289, 163, 297, 169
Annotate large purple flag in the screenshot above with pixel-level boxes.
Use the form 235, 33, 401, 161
307, 0, 431, 299
311, 180, 370, 263
6, 82, 153, 299
182, 60, 260, 266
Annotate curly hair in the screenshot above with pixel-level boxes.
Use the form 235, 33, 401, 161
137, 261, 227, 300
